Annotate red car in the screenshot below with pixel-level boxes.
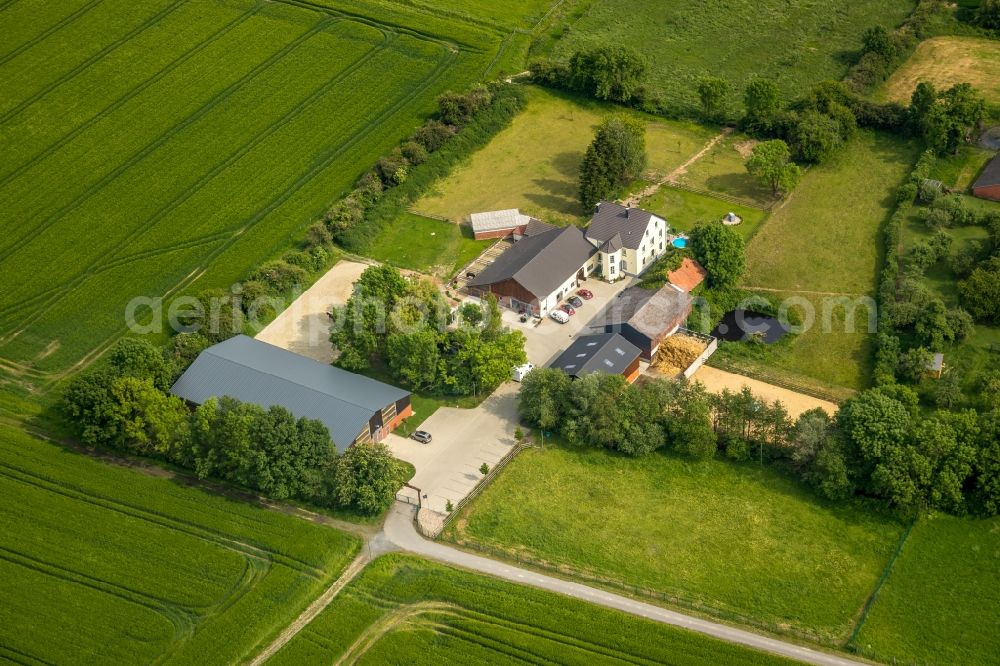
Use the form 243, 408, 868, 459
577, 289, 594, 300
559, 303, 576, 316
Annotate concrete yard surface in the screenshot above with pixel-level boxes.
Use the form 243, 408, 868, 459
387, 382, 521, 517
255, 260, 370, 362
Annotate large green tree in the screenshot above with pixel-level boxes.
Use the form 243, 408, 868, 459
745, 139, 800, 196
742, 78, 782, 134
578, 115, 647, 209
959, 257, 1000, 322
689, 222, 746, 288
696, 76, 730, 123
333, 442, 402, 516
568, 46, 648, 103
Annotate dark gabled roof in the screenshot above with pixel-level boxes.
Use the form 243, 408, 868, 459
170, 336, 409, 452
522, 217, 557, 237
973, 153, 1000, 189
549, 333, 641, 378
586, 201, 662, 250
596, 285, 693, 340
600, 233, 623, 253
467, 226, 596, 299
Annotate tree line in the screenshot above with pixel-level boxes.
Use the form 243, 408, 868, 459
332, 265, 527, 396
518, 368, 1000, 516
62, 338, 406, 516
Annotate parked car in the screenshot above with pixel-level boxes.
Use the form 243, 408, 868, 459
549, 309, 569, 324
577, 289, 594, 300
559, 303, 576, 316
568, 295, 584, 308
511, 362, 535, 382
465, 271, 476, 279
410, 430, 432, 444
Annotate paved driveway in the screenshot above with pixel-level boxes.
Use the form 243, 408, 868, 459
387, 382, 520, 516
501, 276, 637, 367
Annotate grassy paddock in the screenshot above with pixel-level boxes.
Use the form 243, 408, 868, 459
415, 86, 717, 224
444, 442, 904, 642
362, 212, 490, 277
640, 186, 769, 241
853, 513, 1000, 665
679, 133, 779, 208
876, 36, 1000, 105
547, 0, 916, 117
728, 133, 917, 390
270, 554, 801, 665
0, 426, 359, 664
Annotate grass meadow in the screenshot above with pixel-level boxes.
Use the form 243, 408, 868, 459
546, 0, 917, 116
853, 514, 1000, 665
415, 86, 717, 224
363, 212, 490, 277
679, 133, 779, 208
876, 36, 1000, 105
732, 132, 919, 391
270, 554, 801, 665
0, 0, 547, 381
444, 442, 905, 643
639, 186, 769, 242
0, 425, 359, 664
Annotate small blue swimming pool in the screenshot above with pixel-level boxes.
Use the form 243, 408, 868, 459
672, 237, 687, 249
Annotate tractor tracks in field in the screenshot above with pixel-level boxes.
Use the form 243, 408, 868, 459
0, 0, 188, 127
0, 4, 262, 191
0, 0, 105, 68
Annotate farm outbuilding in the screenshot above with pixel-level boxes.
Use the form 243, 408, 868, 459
469, 208, 536, 240
597, 284, 693, 360
549, 333, 642, 383
972, 153, 1000, 202
170, 336, 411, 452
466, 224, 598, 316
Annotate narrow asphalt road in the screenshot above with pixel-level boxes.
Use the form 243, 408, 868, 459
380, 504, 867, 666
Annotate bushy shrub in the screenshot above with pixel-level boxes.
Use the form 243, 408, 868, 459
248, 260, 307, 293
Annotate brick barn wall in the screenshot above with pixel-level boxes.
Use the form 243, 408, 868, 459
974, 184, 1000, 202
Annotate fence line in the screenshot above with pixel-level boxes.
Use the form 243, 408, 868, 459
664, 180, 776, 211
417, 438, 529, 539
706, 357, 850, 404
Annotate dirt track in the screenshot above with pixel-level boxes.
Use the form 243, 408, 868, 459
691, 366, 838, 418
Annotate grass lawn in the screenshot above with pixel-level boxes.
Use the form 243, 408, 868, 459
546, 0, 916, 117
721, 133, 918, 391
679, 133, 779, 208
362, 212, 490, 278
876, 36, 1000, 105
930, 144, 998, 192
852, 513, 1000, 665
640, 186, 769, 242
444, 442, 905, 643
745, 132, 918, 295
270, 554, 802, 665
415, 86, 717, 224
0, 425, 359, 664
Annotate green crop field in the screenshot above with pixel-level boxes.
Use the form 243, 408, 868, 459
444, 442, 905, 643
0, 425, 359, 664
853, 514, 1000, 665
270, 554, 801, 665
415, 86, 717, 224
545, 0, 917, 116
0, 0, 559, 386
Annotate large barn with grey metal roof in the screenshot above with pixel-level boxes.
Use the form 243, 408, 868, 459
170, 335, 411, 452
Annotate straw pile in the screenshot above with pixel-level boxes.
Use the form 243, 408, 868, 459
652, 334, 709, 377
